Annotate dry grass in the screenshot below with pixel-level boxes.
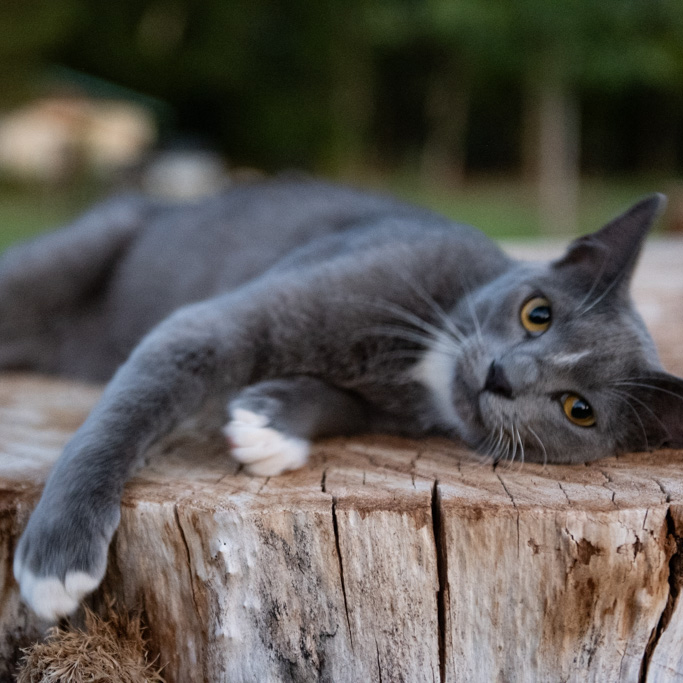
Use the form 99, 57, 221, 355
15, 604, 164, 683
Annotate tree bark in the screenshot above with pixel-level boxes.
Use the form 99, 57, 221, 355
3, 240, 683, 682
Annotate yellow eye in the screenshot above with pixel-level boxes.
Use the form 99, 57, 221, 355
520, 296, 552, 334
562, 394, 596, 427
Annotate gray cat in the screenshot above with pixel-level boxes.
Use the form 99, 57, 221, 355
7, 177, 682, 621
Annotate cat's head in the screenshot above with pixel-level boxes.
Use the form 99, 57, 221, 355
441, 194, 683, 463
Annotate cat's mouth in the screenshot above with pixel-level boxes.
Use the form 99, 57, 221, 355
477, 390, 516, 429
451, 354, 521, 448
450, 368, 491, 444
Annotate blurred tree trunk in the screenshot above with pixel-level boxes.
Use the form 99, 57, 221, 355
328, 36, 375, 176
419, 67, 470, 188
523, 80, 580, 236
640, 95, 681, 176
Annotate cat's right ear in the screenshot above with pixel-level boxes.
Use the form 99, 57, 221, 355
552, 194, 666, 302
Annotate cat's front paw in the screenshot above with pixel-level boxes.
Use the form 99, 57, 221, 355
223, 408, 310, 476
13, 503, 117, 621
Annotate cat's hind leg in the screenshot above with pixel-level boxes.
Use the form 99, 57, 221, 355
0, 194, 150, 306
0, 194, 152, 374
224, 377, 369, 476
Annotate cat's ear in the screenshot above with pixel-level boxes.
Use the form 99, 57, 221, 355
618, 371, 683, 452
553, 194, 666, 301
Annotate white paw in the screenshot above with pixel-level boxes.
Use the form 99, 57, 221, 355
223, 408, 310, 476
14, 555, 103, 621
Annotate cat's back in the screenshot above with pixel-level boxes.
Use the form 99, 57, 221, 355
116, 178, 409, 288
107, 177, 455, 309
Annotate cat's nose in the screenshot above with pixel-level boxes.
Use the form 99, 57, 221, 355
483, 361, 514, 399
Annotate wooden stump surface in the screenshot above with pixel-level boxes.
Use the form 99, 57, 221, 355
2, 239, 683, 682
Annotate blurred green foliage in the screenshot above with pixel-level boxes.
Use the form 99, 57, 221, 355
2, 0, 683, 174
0, 1, 682, 247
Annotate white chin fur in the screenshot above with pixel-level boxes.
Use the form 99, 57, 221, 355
223, 408, 310, 476
14, 556, 102, 621
412, 348, 459, 424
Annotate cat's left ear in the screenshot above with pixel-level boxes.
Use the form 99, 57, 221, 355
553, 194, 667, 300
619, 371, 683, 452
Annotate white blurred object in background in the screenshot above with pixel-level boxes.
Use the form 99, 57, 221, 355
0, 96, 156, 183
142, 149, 229, 199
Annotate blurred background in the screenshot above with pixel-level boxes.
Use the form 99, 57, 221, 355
2, 0, 683, 249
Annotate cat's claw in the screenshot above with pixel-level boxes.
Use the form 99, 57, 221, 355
13, 558, 102, 621
223, 408, 310, 476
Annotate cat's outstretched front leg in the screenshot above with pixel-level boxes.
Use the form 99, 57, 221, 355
224, 376, 369, 475
13, 297, 253, 620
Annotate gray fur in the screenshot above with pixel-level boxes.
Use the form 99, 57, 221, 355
7, 177, 683, 618
229, 377, 371, 439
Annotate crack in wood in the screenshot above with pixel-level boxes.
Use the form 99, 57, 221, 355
375, 635, 383, 683
331, 500, 353, 652
171, 503, 210, 683
410, 449, 423, 491
558, 481, 572, 506
496, 472, 520, 556
639, 505, 681, 682
431, 480, 447, 683
173, 505, 202, 622
654, 478, 672, 503
598, 469, 619, 508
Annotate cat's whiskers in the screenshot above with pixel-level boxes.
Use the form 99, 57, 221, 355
497, 422, 516, 469
478, 426, 496, 464
498, 425, 510, 466
346, 291, 469, 366
477, 424, 508, 466
476, 427, 497, 457
504, 429, 514, 467
461, 279, 484, 347
527, 426, 548, 468
506, 424, 523, 471
394, 272, 468, 344
358, 307, 458, 347
515, 425, 526, 470
493, 425, 506, 463
483, 425, 504, 466
356, 324, 459, 358
386, 304, 462, 346
610, 380, 683, 403
343, 291, 466, 345
605, 386, 662, 450
490, 427, 503, 465
575, 253, 609, 315
472, 433, 499, 468
510, 423, 518, 467
608, 390, 650, 450
577, 243, 640, 316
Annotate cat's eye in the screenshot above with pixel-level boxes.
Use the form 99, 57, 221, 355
520, 296, 552, 334
562, 394, 596, 427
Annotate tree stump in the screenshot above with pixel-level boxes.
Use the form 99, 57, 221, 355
2, 240, 683, 682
